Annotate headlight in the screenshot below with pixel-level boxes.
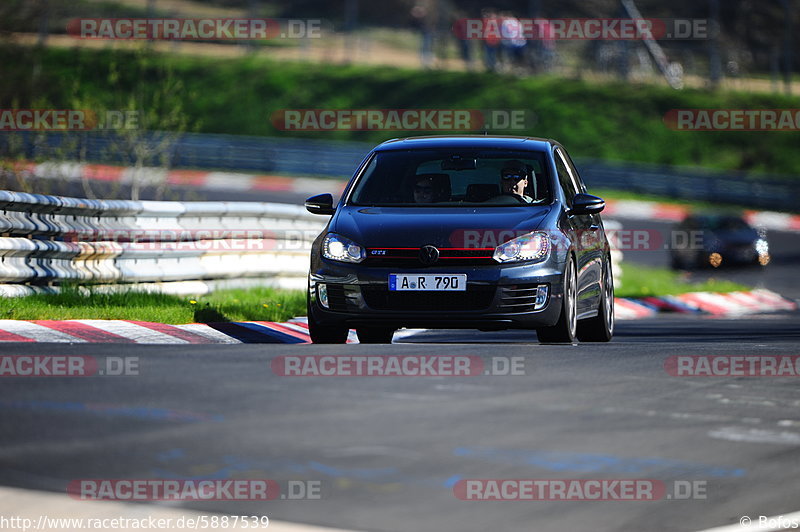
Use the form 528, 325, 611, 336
755, 239, 769, 255
322, 233, 365, 263
493, 231, 550, 263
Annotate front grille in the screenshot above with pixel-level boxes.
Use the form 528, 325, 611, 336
361, 285, 496, 311
364, 248, 495, 268
497, 284, 545, 313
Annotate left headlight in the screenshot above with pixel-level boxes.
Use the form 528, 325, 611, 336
493, 231, 550, 263
322, 233, 365, 263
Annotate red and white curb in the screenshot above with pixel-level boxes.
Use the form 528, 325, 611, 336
614, 298, 657, 320
0, 289, 793, 344
668, 288, 797, 316
623, 289, 797, 318
0, 318, 353, 344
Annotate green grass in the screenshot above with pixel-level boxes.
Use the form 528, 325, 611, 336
616, 263, 749, 299
0, 286, 306, 323
3, 46, 800, 175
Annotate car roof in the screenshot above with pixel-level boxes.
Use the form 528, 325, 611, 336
373, 135, 555, 152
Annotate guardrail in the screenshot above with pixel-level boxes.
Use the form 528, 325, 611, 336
3, 131, 798, 210
0, 190, 326, 296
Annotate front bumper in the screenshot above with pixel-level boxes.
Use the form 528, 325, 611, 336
308, 260, 565, 330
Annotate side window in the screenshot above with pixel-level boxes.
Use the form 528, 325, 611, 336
554, 149, 579, 206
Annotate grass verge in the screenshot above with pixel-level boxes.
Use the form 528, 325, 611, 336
0, 286, 306, 324
616, 263, 749, 298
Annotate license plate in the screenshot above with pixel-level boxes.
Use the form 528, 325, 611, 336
389, 274, 467, 291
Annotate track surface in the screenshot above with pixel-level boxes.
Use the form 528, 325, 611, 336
1, 315, 800, 532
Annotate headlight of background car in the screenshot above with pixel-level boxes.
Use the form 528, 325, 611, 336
493, 232, 550, 263
322, 233, 365, 263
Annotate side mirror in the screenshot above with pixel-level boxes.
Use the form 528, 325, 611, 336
570, 193, 605, 215
305, 193, 336, 215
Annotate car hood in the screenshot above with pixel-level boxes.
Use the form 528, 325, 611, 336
330, 205, 554, 248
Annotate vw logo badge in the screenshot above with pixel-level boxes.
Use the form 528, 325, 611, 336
419, 245, 440, 265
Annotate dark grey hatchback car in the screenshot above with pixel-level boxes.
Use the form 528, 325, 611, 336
304, 136, 614, 344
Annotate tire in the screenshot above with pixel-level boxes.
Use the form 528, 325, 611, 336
577, 259, 614, 342
356, 327, 395, 344
307, 297, 348, 344
537, 257, 578, 344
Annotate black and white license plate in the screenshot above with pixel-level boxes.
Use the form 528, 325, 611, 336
389, 274, 467, 291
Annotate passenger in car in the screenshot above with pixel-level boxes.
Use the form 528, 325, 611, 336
413, 173, 451, 203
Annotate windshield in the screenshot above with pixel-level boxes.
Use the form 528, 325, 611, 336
349, 148, 551, 206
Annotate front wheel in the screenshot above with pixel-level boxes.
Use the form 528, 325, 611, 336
536, 258, 578, 344
577, 260, 614, 342
307, 297, 348, 344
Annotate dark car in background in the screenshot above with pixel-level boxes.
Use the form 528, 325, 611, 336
304, 135, 614, 344
670, 214, 770, 270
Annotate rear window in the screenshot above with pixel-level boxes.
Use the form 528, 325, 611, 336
348, 148, 551, 207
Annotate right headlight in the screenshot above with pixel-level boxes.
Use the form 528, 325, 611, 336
493, 231, 550, 263
322, 233, 365, 263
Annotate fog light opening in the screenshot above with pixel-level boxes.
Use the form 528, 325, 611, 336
318, 283, 329, 308
534, 285, 549, 310
758, 253, 771, 266
709, 253, 723, 268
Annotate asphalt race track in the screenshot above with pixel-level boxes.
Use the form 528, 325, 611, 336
1, 315, 799, 532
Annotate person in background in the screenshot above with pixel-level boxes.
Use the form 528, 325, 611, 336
481, 7, 500, 72
452, 10, 474, 71
411, 1, 436, 68
500, 11, 526, 72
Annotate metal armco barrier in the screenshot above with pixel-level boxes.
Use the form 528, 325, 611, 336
0, 190, 326, 296
3, 131, 798, 210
